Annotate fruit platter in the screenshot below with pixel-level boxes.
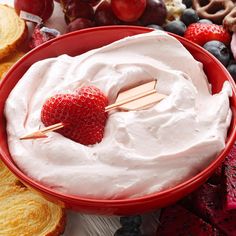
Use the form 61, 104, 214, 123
0, 0, 236, 235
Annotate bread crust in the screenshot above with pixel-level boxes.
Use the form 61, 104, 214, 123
46, 211, 66, 236
0, 161, 66, 236
0, 50, 25, 78
0, 160, 19, 185
0, 4, 28, 60
0, 6, 66, 235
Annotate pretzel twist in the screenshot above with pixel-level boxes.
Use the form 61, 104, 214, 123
224, 6, 236, 32
193, 0, 235, 25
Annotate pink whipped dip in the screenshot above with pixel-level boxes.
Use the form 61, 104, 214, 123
5, 31, 232, 199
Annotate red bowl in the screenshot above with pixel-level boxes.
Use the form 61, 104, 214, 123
0, 26, 235, 215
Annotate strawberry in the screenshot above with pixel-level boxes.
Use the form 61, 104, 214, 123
184, 23, 231, 46
41, 86, 108, 145
29, 24, 58, 49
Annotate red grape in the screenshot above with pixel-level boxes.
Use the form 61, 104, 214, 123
95, 1, 121, 26
14, 0, 54, 21
139, 0, 167, 26
67, 18, 95, 32
80, 0, 102, 6
111, 0, 146, 22
64, 1, 94, 24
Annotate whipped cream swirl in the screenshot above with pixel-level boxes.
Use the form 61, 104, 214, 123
5, 31, 232, 199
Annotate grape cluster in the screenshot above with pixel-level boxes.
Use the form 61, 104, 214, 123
60, 0, 167, 32
14, 0, 236, 81
59, 0, 235, 81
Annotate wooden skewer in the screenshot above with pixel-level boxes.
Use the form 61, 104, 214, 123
20, 80, 166, 140
105, 89, 156, 112
20, 122, 65, 140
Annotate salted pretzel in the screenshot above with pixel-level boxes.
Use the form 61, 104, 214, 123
223, 5, 236, 32
193, 0, 235, 25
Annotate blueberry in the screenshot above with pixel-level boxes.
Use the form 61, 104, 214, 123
147, 24, 164, 31
164, 20, 186, 36
227, 63, 236, 82
120, 215, 142, 228
182, 0, 192, 8
203, 40, 230, 67
180, 9, 199, 26
114, 227, 142, 236
198, 19, 213, 24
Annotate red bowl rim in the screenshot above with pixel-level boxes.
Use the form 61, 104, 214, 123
0, 25, 236, 205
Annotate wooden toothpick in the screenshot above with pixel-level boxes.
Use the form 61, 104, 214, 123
20, 80, 166, 140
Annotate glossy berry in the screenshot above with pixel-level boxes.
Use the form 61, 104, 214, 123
139, 0, 167, 26
95, 1, 121, 26
227, 63, 236, 81
64, 1, 94, 24
182, 0, 192, 8
203, 40, 230, 67
198, 19, 213, 24
120, 216, 142, 228
180, 9, 199, 26
14, 0, 54, 21
41, 86, 108, 145
67, 18, 94, 32
147, 24, 164, 30
80, 0, 102, 6
164, 20, 186, 36
184, 23, 231, 46
111, 0, 146, 22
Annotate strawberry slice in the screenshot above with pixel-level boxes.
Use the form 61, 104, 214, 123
184, 23, 231, 46
41, 86, 108, 145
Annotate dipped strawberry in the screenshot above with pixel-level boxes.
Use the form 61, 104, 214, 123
41, 86, 108, 145
184, 23, 231, 46
29, 24, 58, 49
